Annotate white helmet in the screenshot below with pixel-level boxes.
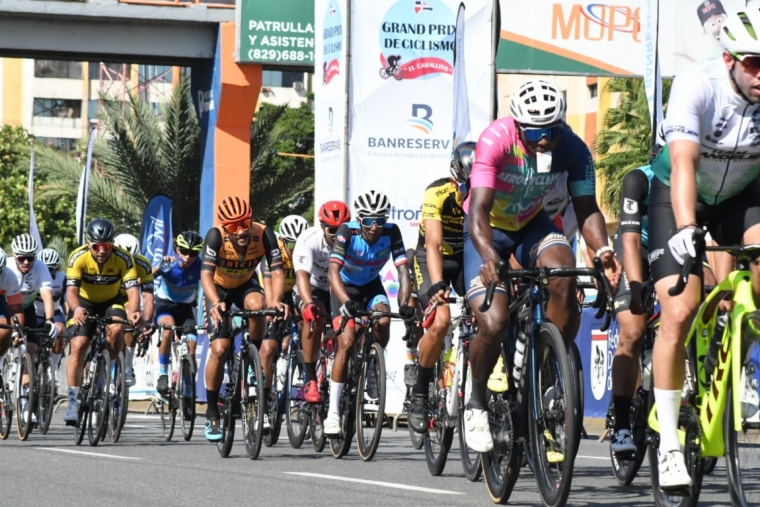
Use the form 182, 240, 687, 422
114, 234, 140, 256
354, 190, 391, 216
279, 215, 309, 242
11, 234, 38, 256
720, 9, 760, 54
0, 248, 6, 272
509, 79, 566, 126
38, 248, 61, 268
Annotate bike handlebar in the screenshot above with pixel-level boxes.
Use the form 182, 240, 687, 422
228, 309, 283, 319
335, 310, 413, 336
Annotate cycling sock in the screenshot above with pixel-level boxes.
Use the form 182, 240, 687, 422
304, 362, 317, 383
68, 386, 79, 400
159, 354, 170, 376
125, 346, 134, 370
654, 388, 682, 453
467, 379, 489, 410
263, 387, 271, 404
329, 381, 344, 415
406, 347, 418, 365
413, 365, 433, 396
206, 389, 220, 419
613, 395, 632, 431
51, 353, 62, 370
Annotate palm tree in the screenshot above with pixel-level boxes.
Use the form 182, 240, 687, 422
593, 78, 671, 219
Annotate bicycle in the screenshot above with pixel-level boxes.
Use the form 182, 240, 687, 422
305, 323, 334, 454
280, 315, 311, 449
215, 308, 280, 459
0, 317, 25, 439
329, 309, 411, 461
379, 62, 404, 80
479, 257, 613, 506
647, 234, 760, 506
154, 323, 204, 442
29, 328, 57, 437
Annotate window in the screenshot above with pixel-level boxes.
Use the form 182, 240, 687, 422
36, 137, 75, 152
139, 65, 173, 85
281, 71, 303, 88
262, 70, 304, 88
588, 84, 598, 99
34, 60, 82, 79
89, 62, 130, 80
33, 98, 82, 118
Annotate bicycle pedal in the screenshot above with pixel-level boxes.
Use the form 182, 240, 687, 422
65, 420, 77, 427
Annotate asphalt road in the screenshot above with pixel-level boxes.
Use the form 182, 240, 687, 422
0, 410, 734, 507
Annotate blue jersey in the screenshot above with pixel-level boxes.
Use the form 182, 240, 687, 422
619, 165, 655, 247
154, 259, 202, 304
329, 221, 407, 286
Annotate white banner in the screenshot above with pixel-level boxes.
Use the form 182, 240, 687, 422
347, 0, 492, 413
28, 148, 42, 252
76, 128, 96, 246
314, 0, 349, 212
452, 3, 471, 147
642, 0, 663, 141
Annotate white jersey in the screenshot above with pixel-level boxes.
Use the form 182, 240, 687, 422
35, 270, 65, 316
653, 57, 760, 205
0, 269, 21, 300
8, 258, 53, 308
292, 226, 331, 292
542, 171, 578, 240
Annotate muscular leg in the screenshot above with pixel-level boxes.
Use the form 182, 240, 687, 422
612, 309, 646, 431
67, 336, 89, 387
372, 303, 391, 349
157, 315, 175, 376
537, 244, 580, 345
468, 290, 509, 406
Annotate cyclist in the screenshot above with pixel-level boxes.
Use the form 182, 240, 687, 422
648, 10, 760, 490
0, 248, 24, 369
34, 248, 66, 395
63, 219, 142, 424
407, 142, 470, 432
114, 234, 155, 387
293, 201, 352, 403
200, 196, 289, 441
152, 231, 203, 396
609, 165, 655, 457
464, 79, 620, 452
325, 190, 415, 436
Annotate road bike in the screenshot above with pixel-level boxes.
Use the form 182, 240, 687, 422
479, 258, 613, 506
379, 62, 404, 80
28, 328, 57, 437
0, 317, 25, 439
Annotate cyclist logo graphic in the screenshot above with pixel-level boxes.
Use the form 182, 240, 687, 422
591, 330, 608, 400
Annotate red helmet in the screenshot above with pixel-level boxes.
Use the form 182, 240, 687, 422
318, 201, 351, 227
217, 196, 252, 225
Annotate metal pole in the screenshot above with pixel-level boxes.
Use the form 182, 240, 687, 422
342, 0, 352, 204
490, 0, 499, 121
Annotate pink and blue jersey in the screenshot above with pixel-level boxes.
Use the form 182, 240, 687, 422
463, 117, 596, 231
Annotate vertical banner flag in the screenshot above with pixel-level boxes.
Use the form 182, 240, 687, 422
642, 0, 663, 154
28, 147, 42, 251
452, 3, 471, 147
75, 128, 96, 246
315, 0, 349, 210
140, 194, 174, 267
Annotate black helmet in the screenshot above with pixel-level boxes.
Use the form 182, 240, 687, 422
176, 231, 203, 252
450, 142, 476, 184
86, 218, 116, 243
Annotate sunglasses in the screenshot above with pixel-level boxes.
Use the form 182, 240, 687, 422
360, 216, 387, 228
520, 123, 563, 142
322, 226, 339, 236
17, 256, 35, 264
178, 248, 200, 257
90, 242, 113, 252
732, 52, 760, 74
223, 219, 251, 235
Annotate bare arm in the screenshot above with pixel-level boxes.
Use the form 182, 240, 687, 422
468, 186, 499, 277
397, 262, 412, 308
295, 271, 313, 305
423, 219, 445, 284
669, 139, 700, 228
40, 288, 55, 320
200, 270, 219, 306
328, 262, 349, 305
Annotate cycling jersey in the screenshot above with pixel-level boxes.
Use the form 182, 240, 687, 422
292, 226, 331, 291
653, 57, 760, 205
0, 268, 22, 305
417, 178, 464, 262
541, 171, 579, 240
8, 258, 53, 309
201, 224, 282, 290
66, 246, 139, 304
330, 221, 407, 286
34, 269, 65, 316
260, 236, 296, 292
619, 165, 655, 247
120, 253, 154, 297
154, 258, 201, 304
463, 117, 596, 231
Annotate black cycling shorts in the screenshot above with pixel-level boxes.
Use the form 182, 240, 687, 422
65, 296, 127, 340
648, 177, 760, 283
0, 296, 10, 321
204, 279, 264, 341
612, 229, 650, 314
22, 305, 43, 346
330, 276, 389, 320
293, 286, 331, 315
413, 253, 464, 309
154, 298, 198, 335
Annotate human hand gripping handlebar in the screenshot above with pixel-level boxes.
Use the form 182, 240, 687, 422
334, 308, 416, 336
668, 227, 706, 297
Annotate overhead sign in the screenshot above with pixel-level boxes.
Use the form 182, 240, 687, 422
235, 0, 315, 65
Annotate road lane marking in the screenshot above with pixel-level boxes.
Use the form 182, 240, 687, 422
283, 472, 463, 495
576, 455, 609, 460
35, 447, 143, 460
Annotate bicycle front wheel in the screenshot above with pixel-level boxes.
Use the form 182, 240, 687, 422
160, 392, 176, 442
458, 357, 482, 481
179, 355, 196, 441
568, 340, 584, 457
109, 352, 128, 443
37, 358, 56, 435
424, 358, 454, 476
88, 350, 111, 447
285, 350, 309, 449
528, 323, 577, 507
0, 361, 11, 440
355, 342, 386, 461
726, 384, 760, 506
15, 353, 35, 441
241, 345, 264, 460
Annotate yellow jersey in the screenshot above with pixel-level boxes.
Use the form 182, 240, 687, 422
120, 253, 155, 297
260, 236, 296, 292
66, 246, 139, 303
417, 178, 464, 261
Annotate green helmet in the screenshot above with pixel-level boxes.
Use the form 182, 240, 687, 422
176, 231, 203, 252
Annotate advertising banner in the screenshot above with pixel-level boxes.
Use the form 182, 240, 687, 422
235, 0, 315, 65
347, 0, 492, 413
314, 0, 349, 209
140, 194, 174, 268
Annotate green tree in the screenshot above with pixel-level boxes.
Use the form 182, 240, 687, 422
593, 78, 671, 219
250, 102, 315, 226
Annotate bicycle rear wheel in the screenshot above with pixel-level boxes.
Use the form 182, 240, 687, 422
528, 323, 577, 507
74, 380, 89, 446
609, 386, 649, 485
355, 342, 386, 461
15, 353, 35, 441
179, 356, 196, 441
329, 385, 355, 459
482, 392, 521, 504
458, 358, 482, 481
88, 350, 111, 447
285, 350, 309, 449
568, 340, 584, 457
109, 352, 128, 443
424, 359, 454, 476
264, 385, 282, 447
160, 393, 176, 442
241, 345, 264, 460
726, 384, 760, 506
37, 357, 55, 435
0, 362, 11, 440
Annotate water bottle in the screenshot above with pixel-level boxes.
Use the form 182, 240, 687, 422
276, 356, 288, 390
159, 258, 178, 273
512, 329, 528, 383
642, 349, 653, 391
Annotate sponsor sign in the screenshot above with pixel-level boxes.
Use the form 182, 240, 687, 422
236, 0, 315, 65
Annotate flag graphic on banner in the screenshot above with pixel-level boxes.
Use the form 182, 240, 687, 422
75, 128, 96, 246
28, 148, 43, 252
140, 194, 174, 267
414, 1, 433, 13
452, 3, 471, 147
